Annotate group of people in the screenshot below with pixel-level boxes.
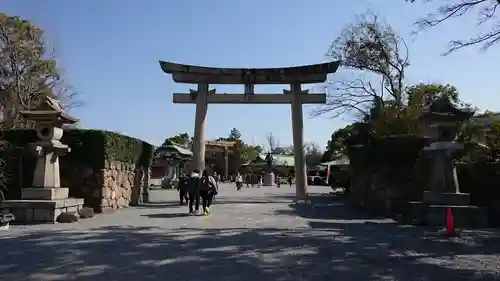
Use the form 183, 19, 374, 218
177, 170, 219, 216
176, 170, 293, 213
234, 172, 294, 190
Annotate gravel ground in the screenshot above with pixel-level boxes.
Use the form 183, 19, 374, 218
0, 184, 499, 281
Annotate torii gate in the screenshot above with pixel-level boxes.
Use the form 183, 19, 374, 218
159, 61, 340, 200
205, 140, 236, 179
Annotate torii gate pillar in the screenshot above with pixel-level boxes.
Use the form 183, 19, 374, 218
288, 83, 308, 200
192, 83, 209, 173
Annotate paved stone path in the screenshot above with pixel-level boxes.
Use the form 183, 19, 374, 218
1, 184, 500, 281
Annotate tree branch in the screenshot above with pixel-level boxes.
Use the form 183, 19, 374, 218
311, 78, 379, 118
410, 0, 500, 54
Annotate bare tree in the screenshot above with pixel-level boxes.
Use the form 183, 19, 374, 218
303, 142, 318, 155
407, 0, 500, 54
313, 12, 410, 119
51, 67, 83, 110
304, 142, 323, 167
265, 132, 280, 153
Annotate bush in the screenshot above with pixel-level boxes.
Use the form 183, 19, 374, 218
0, 129, 153, 200
0, 141, 8, 205
102, 131, 153, 168
0, 130, 36, 200
329, 166, 350, 188
346, 134, 427, 169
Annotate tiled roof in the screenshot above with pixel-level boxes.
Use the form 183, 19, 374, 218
155, 140, 193, 156
319, 155, 350, 166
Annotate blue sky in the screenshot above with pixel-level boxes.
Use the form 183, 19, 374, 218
2, 0, 499, 149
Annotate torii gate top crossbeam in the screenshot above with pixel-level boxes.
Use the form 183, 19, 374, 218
205, 140, 237, 147
159, 61, 340, 84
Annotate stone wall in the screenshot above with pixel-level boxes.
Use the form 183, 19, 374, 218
100, 160, 141, 212
61, 159, 147, 213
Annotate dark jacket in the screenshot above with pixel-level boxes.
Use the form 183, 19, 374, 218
187, 172, 201, 193
178, 176, 189, 191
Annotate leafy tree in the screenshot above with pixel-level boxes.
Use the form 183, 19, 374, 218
481, 116, 500, 162
0, 13, 80, 129
214, 128, 264, 164
227, 128, 242, 141
406, 0, 500, 54
322, 123, 363, 162
456, 112, 500, 163
314, 12, 409, 119
368, 82, 471, 137
242, 144, 263, 163
407, 83, 460, 108
368, 83, 466, 137
216, 127, 242, 142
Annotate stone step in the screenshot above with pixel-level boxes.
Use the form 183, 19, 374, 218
2, 198, 84, 224
426, 205, 488, 228
406, 201, 489, 228
423, 191, 471, 205
22, 187, 69, 200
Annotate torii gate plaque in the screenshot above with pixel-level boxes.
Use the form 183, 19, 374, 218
159, 60, 340, 200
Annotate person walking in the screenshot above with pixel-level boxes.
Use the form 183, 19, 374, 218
213, 172, 219, 184
288, 174, 293, 187
235, 172, 243, 191
200, 170, 218, 216
212, 172, 219, 201
177, 173, 189, 205
250, 174, 255, 188
187, 169, 201, 215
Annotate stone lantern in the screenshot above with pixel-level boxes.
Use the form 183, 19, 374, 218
412, 96, 488, 227
3, 96, 84, 223
421, 96, 474, 195
21, 96, 78, 194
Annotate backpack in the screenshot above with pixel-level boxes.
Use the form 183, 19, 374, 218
200, 177, 212, 191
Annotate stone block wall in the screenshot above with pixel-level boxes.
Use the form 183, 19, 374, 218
100, 160, 140, 212
61, 160, 147, 213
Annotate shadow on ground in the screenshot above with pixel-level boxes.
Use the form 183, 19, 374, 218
1, 224, 500, 281
137, 195, 296, 209
274, 193, 387, 220
2, 189, 500, 281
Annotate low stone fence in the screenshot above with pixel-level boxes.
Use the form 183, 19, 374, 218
62, 160, 148, 213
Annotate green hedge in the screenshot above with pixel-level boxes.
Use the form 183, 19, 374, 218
102, 131, 153, 168
0, 129, 153, 200
345, 134, 427, 169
